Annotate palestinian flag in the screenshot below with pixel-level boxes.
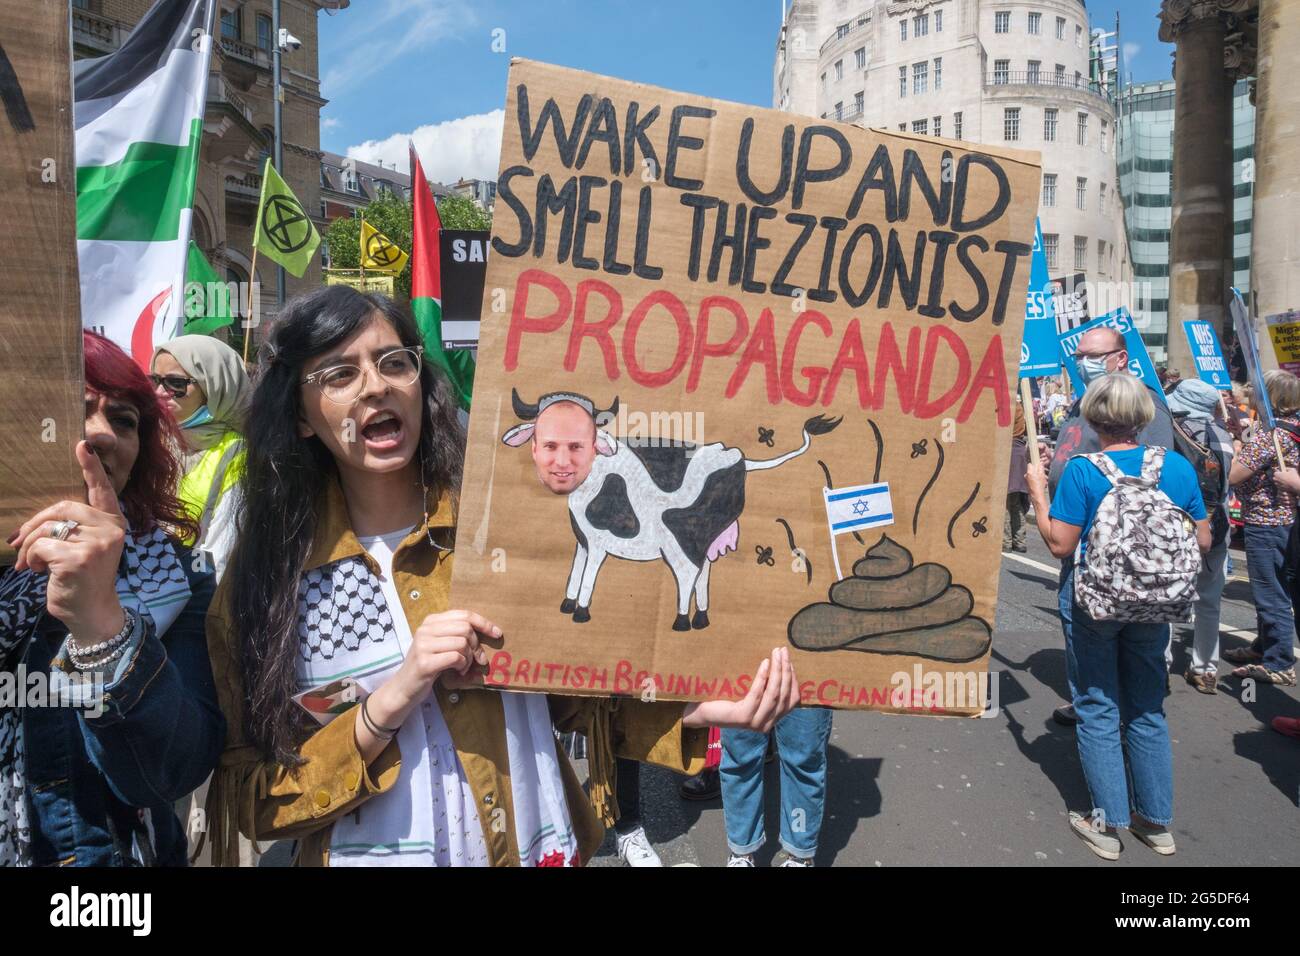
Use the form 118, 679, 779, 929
74, 0, 217, 366
410, 144, 475, 410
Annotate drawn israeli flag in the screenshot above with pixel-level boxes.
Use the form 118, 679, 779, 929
823, 482, 895, 535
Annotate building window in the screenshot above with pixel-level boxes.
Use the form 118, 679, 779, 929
1100, 120, 1108, 152
821, 72, 827, 91
954, 111, 963, 139
1076, 176, 1087, 210
1074, 236, 1087, 271
913, 119, 929, 135
1075, 70, 1082, 88
855, 47, 866, 69
834, 101, 843, 120
854, 90, 864, 114
901, 19, 908, 41
1056, 16, 1066, 40
1055, 63, 1066, 84
1076, 24, 1083, 47
1077, 112, 1089, 146
899, 66, 907, 97
934, 57, 942, 89
320, 199, 328, 220
220, 8, 240, 39
1098, 240, 1107, 273
1099, 182, 1107, 213
899, 122, 907, 131
835, 59, 843, 81
995, 10, 1010, 33
1044, 233, 1059, 271
1027, 60, 1041, 84
343, 167, 359, 193
1042, 173, 1057, 207
1044, 108, 1057, 140
1004, 107, 1020, 141
256, 14, 272, 51
933, 115, 941, 137
914, 13, 929, 37
913, 61, 928, 95
935, 9, 943, 32
1028, 11, 1041, 35
836, 22, 850, 39
993, 59, 1009, 84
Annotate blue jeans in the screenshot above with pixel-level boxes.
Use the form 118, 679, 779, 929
720, 707, 832, 859
1058, 558, 1078, 701
1243, 523, 1298, 672
1071, 605, 1173, 829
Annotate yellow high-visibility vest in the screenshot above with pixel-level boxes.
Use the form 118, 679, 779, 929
178, 430, 245, 545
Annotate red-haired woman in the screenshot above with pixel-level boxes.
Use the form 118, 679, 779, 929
0, 331, 224, 866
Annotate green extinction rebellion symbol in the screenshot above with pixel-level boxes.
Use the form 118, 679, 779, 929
365, 231, 402, 268
262, 195, 312, 254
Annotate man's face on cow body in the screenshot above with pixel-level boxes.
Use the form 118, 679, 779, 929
532, 401, 597, 495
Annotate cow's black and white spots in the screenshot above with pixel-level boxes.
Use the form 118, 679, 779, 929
504, 389, 840, 631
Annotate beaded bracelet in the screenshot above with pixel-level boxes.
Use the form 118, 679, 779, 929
67, 609, 135, 662
71, 639, 130, 672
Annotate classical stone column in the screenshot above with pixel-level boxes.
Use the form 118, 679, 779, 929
1252, 0, 1299, 365
1159, 1, 1243, 378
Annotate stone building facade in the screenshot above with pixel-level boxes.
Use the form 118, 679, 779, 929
773, 0, 1129, 327
72, 0, 344, 324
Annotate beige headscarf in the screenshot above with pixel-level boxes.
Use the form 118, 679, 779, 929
152, 335, 251, 454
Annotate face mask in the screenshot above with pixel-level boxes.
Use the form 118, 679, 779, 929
1077, 356, 1111, 385
179, 405, 214, 429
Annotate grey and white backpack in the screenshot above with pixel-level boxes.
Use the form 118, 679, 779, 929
1073, 447, 1200, 623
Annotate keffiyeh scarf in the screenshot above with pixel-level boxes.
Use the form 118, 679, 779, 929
0, 525, 191, 867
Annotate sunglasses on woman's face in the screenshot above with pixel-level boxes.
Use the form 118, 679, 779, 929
148, 373, 197, 398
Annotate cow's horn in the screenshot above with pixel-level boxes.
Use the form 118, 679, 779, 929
512, 388, 540, 421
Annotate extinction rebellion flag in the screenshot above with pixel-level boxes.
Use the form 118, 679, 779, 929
253, 157, 320, 278
74, 0, 218, 367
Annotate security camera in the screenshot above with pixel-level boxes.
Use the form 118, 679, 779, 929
278, 29, 302, 51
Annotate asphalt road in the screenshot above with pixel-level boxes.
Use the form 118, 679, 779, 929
587, 535, 1300, 868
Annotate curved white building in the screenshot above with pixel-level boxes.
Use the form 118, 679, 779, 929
775, 0, 1127, 321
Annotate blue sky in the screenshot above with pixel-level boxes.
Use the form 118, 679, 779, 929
319, 0, 1169, 186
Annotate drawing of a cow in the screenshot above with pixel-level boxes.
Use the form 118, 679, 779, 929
502, 389, 841, 631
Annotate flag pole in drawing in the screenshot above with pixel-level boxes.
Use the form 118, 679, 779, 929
361, 220, 408, 275
822, 483, 895, 580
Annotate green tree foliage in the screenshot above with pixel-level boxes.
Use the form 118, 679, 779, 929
323, 190, 491, 300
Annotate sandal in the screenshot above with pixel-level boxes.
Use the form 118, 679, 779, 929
1223, 646, 1263, 665
1232, 664, 1297, 686
1184, 669, 1218, 694
1068, 811, 1121, 861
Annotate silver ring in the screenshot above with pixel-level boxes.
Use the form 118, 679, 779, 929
50, 519, 78, 541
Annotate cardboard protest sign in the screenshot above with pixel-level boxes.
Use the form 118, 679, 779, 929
1182, 320, 1231, 389
439, 229, 490, 348
0, 1, 86, 563
1020, 219, 1060, 379
1059, 308, 1165, 403
451, 60, 1040, 713
1264, 310, 1300, 378
325, 272, 395, 296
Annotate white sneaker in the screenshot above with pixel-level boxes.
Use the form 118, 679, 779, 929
776, 851, 813, 867
726, 853, 755, 867
615, 825, 663, 867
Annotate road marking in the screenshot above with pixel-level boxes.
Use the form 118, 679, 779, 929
1000, 551, 1257, 642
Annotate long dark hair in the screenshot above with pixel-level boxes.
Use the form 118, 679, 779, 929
229, 285, 465, 765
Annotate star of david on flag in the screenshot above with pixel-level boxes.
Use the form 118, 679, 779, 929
822, 481, 895, 579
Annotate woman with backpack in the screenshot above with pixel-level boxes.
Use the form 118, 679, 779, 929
1224, 369, 1300, 686
1026, 373, 1210, 860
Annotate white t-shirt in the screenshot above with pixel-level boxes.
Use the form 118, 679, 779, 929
349, 527, 490, 867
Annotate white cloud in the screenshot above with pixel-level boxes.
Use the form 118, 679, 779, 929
346, 109, 505, 186
1122, 41, 1141, 64
321, 117, 342, 131
321, 0, 478, 97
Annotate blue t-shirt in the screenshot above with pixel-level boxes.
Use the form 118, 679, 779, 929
1049, 447, 1206, 560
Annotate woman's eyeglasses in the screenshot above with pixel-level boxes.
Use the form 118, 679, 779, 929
302, 346, 424, 404
148, 374, 197, 398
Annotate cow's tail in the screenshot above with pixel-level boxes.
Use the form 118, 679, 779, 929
744, 415, 842, 471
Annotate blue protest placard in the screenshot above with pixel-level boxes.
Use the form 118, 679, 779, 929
1230, 287, 1275, 429
1058, 307, 1167, 404
1019, 218, 1060, 380
1182, 320, 1230, 389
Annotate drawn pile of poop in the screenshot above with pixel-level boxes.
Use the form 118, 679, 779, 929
787, 535, 991, 662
